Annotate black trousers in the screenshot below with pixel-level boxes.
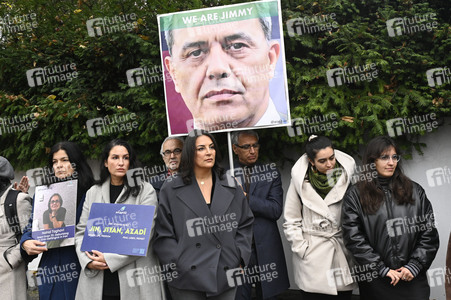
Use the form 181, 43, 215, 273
300, 290, 352, 300
358, 273, 429, 300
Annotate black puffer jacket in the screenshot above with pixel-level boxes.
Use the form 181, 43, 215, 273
342, 181, 439, 277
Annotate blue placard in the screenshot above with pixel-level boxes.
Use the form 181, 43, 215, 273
33, 226, 75, 241
81, 203, 155, 256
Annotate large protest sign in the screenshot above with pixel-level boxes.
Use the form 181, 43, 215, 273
32, 180, 77, 249
158, 0, 290, 135
81, 203, 155, 256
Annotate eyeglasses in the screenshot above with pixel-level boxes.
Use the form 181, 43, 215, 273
162, 148, 182, 157
378, 154, 401, 162
50, 200, 60, 204
235, 143, 260, 150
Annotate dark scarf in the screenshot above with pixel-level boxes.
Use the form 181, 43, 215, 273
377, 175, 392, 189
308, 161, 342, 199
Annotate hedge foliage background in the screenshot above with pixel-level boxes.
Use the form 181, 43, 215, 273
0, 0, 450, 169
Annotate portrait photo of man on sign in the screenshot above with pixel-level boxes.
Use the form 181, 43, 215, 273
159, 0, 290, 135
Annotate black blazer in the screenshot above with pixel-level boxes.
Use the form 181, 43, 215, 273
153, 171, 254, 296
233, 162, 290, 298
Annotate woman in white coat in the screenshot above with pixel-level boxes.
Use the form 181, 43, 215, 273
283, 135, 357, 299
0, 156, 32, 300
75, 139, 165, 300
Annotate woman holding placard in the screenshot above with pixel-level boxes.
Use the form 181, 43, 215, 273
21, 141, 95, 300
154, 130, 254, 300
74, 139, 165, 300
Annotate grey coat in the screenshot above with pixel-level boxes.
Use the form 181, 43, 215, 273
0, 186, 32, 300
153, 172, 254, 296
74, 180, 165, 300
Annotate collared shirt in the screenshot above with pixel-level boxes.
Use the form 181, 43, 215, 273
193, 98, 287, 130
255, 98, 287, 127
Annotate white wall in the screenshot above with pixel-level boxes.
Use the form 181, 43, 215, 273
278, 119, 451, 300
402, 123, 450, 300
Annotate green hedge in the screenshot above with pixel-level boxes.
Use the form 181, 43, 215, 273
0, 0, 449, 169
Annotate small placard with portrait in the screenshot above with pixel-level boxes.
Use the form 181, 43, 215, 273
31, 180, 77, 249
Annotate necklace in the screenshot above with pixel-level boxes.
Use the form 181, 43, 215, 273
197, 178, 209, 185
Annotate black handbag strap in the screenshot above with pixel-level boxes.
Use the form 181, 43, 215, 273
4, 189, 22, 243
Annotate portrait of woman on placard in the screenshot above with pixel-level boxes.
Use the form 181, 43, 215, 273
21, 141, 95, 300
342, 136, 439, 300
43, 193, 66, 229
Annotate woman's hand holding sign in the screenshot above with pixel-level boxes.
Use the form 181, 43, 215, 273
86, 250, 109, 270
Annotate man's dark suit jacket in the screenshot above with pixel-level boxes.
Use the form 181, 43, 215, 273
233, 161, 290, 299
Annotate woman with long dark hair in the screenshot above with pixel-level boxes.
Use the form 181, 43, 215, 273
283, 135, 357, 299
154, 130, 254, 300
74, 139, 165, 300
21, 141, 95, 300
342, 136, 439, 300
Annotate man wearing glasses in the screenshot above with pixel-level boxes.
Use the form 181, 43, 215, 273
152, 136, 184, 197
231, 130, 289, 300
